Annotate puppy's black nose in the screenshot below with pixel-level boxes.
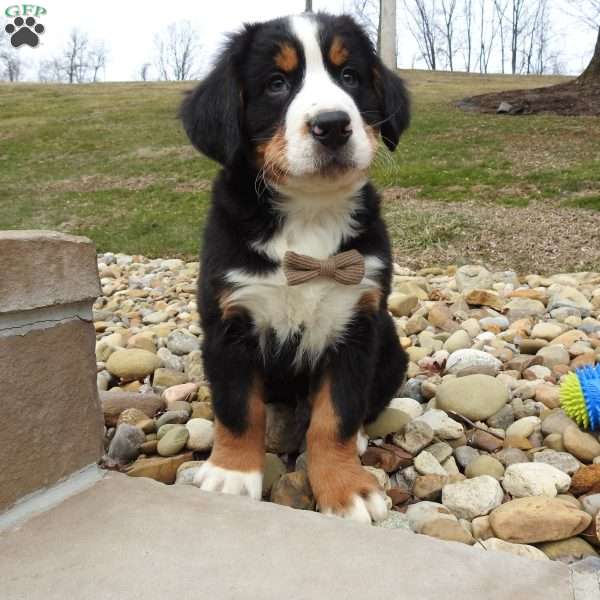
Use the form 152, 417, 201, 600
309, 111, 352, 150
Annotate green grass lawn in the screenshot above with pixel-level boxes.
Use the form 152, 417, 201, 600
1, 71, 599, 262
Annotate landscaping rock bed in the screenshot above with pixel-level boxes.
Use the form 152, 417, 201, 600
94, 252, 600, 565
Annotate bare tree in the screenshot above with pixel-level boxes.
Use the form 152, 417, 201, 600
494, 0, 510, 73
570, 1, 600, 84
440, 0, 458, 71
62, 29, 89, 83
88, 42, 107, 82
478, 0, 498, 73
38, 57, 65, 82
578, 27, 600, 84
404, 0, 438, 70
379, 0, 397, 68
345, 0, 379, 47
509, 0, 527, 74
524, 0, 550, 75
0, 36, 23, 81
568, 0, 600, 30
154, 21, 200, 81
461, 0, 474, 72
139, 62, 151, 81
305, 0, 313, 11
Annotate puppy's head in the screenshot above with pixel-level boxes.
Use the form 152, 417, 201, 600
180, 13, 410, 192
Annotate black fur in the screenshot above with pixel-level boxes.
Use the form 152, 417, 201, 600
180, 13, 409, 443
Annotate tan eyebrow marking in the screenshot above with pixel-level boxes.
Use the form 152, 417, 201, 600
329, 36, 349, 66
275, 43, 299, 72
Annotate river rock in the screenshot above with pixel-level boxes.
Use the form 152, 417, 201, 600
548, 286, 592, 317
166, 329, 200, 355
270, 471, 315, 510
495, 447, 530, 467
414, 409, 464, 440
537, 345, 570, 368
453, 446, 480, 470
445, 349, 502, 377
455, 265, 493, 292
262, 453, 287, 497
365, 407, 412, 438
106, 349, 161, 381
405, 501, 458, 533
421, 518, 474, 545
506, 416, 540, 438
163, 382, 198, 406
465, 455, 505, 480
570, 464, 600, 495
185, 418, 214, 451
389, 397, 424, 419
502, 463, 571, 497
155, 410, 189, 429
442, 475, 504, 520
125, 452, 194, 484
107, 424, 145, 464
414, 451, 447, 476
481, 538, 549, 561
435, 374, 509, 421
563, 426, 600, 462
538, 537, 598, 562
489, 496, 592, 543
533, 449, 581, 475
444, 330, 472, 353
388, 293, 419, 317
157, 426, 189, 457
394, 420, 434, 454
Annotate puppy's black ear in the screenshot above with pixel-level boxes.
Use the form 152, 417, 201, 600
374, 62, 410, 152
179, 28, 253, 166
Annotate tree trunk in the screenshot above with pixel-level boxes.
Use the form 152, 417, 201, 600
578, 27, 600, 85
305, 0, 313, 12
379, 0, 397, 69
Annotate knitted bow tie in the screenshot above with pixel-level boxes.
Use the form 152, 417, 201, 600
283, 249, 365, 286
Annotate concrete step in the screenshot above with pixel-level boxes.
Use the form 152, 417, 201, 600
1, 471, 597, 600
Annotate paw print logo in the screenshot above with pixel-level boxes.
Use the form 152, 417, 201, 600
5, 16, 45, 48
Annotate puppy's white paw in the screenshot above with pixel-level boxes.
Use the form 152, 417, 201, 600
193, 461, 262, 500
321, 491, 388, 524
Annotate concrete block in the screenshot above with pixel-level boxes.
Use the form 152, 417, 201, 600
0, 230, 100, 314
0, 230, 103, 512
0, 320, 104, 510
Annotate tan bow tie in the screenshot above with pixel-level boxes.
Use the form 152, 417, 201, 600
283, 250, 365, 286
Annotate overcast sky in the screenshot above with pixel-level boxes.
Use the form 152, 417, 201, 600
2, 0, 597, 80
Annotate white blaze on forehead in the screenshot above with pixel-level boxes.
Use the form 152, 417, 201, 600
283, 15, 374, 177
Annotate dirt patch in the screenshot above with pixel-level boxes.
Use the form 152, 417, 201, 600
383, 188, 600, 273
173, 180, 212, 193
459, 81, 600, 116
132, 146, 197, 159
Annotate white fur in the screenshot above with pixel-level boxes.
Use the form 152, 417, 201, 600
356, 428, 369, 456
320, 491, 388, 524
227, 193, 383, 368
284, 15, 374, 177
193, 462, 263, 500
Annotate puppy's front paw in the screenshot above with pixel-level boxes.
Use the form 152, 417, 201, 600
310, 464, 388, 524
193, 461, 263, 500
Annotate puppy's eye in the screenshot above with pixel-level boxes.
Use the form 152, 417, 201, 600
267, 74, 289, 95
341, 67, 359, 88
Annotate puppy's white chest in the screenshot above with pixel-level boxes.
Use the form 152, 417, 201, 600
225, 261, 381, 366
224, 200, 382, 365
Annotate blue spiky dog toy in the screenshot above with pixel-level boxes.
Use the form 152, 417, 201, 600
560, 364, 600, 431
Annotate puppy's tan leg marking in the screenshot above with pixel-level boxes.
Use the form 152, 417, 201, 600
307, 376, 387, 523
194, 378, 266, 499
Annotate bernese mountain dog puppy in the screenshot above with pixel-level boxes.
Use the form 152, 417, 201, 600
180, 12, 409, 523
